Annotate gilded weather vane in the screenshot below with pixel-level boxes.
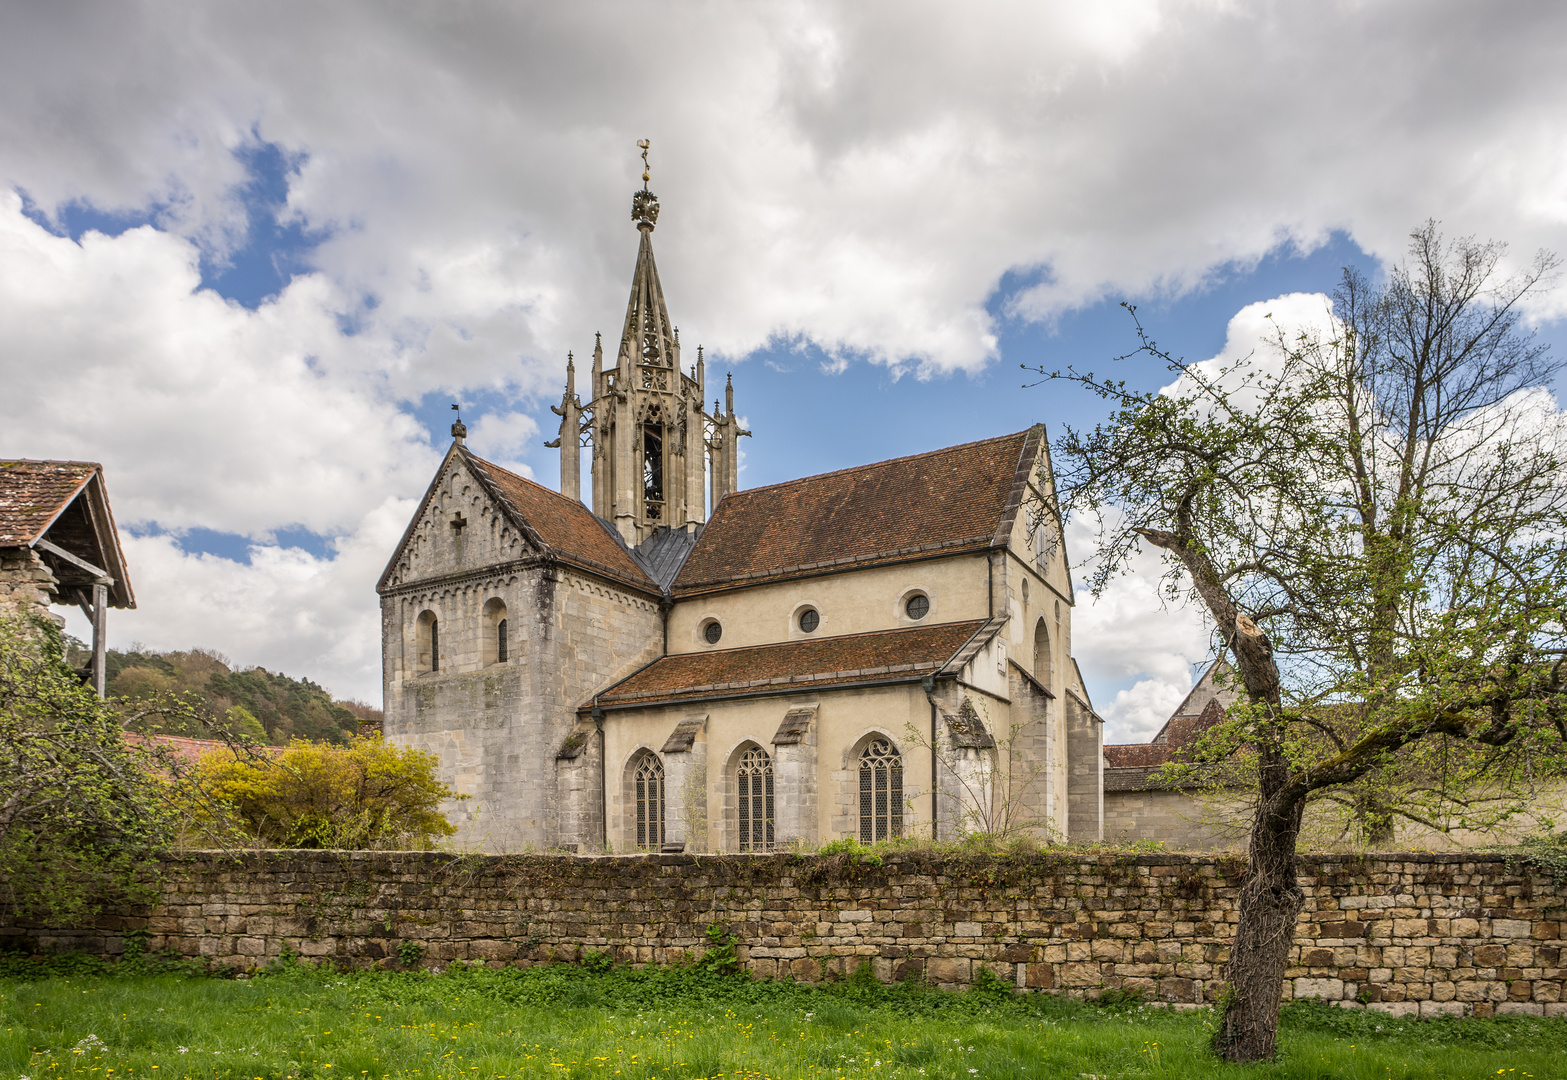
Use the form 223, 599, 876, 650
632, 139, 659, 229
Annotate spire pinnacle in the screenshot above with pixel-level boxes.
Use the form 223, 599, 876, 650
632, 140, 659, 231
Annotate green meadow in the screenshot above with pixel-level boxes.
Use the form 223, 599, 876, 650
0, 958, 1560, 1080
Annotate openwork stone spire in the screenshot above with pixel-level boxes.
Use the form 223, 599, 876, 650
549, 142, 751, 545
618, 173, 677, 373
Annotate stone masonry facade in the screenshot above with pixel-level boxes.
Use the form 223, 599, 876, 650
9, 851, 1566, 1018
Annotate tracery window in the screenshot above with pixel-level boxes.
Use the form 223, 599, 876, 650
858, 739, 904, 842
736, 746, 774, 852
634, 753, 665, 851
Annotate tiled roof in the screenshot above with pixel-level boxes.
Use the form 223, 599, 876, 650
672, 429, 1040, 596
590, 620, 987, 708
0, 460, 97, 546
463, 451, 658, 593
1104, 765, 1171, 793
1104, 698, 1227, 789
1104, 743, 1174, 769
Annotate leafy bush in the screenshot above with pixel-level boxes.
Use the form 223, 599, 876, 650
187, 735, 461, 848
0, 616, 178, 923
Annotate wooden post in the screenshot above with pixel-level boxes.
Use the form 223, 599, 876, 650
91, 579, 108, 698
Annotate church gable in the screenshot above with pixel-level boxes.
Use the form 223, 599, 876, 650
1008, 432, 1075, 596
379, 443, 661, 595
378, 449, 533, 590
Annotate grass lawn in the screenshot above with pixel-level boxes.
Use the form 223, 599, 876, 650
0, 957, 1560, 1080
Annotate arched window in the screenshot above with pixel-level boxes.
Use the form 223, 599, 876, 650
736, 745, 774, 852
859, 738, 904, 842
416, 610, 439, 673
483, 598, 508, 664
1033, 617, 1052, 688
633, 753, 665, 851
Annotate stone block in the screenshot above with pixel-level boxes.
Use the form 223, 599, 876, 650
1419, 1001, 1465, 1018
926, 957, 971, 985
1368, 1001, 1419, 1018
1025, 963, 1055, 989
1494, 919, 1532, 938
1496, 1002, 1545, 1017
1060, 962, 1101, 988
1294, 977, 1345, 1000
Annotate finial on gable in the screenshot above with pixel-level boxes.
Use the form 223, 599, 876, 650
450, 402, 466, 443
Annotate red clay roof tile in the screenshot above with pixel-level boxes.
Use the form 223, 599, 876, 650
463, 451, 658, 593
591, 620, 987, 708
672, 429, 1039, 595
0, 460, 98, 546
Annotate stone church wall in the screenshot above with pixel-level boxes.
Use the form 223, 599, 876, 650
14, 851, 1567, 1018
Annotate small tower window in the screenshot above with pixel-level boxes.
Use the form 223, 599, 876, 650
905, 594, 930, 620
798, 608, 819, 633
483, 598, 509, 665
634, 753, 666, 851
736, 745, 774, 852
703, 620, 723, 645
858, 738, 904, 842
416, 610, 439, 673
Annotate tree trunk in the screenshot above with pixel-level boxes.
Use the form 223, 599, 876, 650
1213, 793, 1305, 1062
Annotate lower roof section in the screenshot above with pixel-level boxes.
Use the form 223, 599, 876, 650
586, 619, 987, 710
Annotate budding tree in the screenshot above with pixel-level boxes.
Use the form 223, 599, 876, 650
1034, 223, 1567, 1062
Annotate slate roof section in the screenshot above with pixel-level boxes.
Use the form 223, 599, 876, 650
632, 526, 700, 589
672, 428, 1042, 596
588, 620, 987, 709
0, 460, 98, 546
461, 451, 659, 594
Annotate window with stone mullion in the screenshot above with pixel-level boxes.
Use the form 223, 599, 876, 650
859, 739, 903, 843
635, 754, 665, 851
737, 747, 774, 852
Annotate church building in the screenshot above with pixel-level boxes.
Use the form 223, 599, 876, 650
378, 175, 1103, 852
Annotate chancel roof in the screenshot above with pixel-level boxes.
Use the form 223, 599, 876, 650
588, 620, 989, 709
672, 428, 1042, 596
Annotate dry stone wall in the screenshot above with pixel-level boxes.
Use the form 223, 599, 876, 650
8, 851, 1566, 1019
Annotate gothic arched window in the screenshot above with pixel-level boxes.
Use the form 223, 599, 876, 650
858, 738, 903, 842
736, 745, 774, 852
634, 753, 665, 851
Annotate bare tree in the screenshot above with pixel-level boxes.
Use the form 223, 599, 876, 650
1033, 223, 1567, 1062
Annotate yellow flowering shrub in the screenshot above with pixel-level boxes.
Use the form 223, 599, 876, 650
191, 735, 460, 849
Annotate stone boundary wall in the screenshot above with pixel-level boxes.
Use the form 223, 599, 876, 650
6, 850, 1566, 1019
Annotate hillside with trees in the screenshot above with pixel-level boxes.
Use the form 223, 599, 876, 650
66, 639, 380, 745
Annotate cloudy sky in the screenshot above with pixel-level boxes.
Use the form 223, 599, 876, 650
3, 2, 1566, 739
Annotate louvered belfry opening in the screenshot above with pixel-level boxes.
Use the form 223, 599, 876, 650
859, 738, 904, 842
736, 745, 774, 852
634, 752, 666, 851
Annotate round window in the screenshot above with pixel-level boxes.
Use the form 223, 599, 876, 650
905, 594, 930, 620
798, 608, 819, 633
703, 620, 723, 644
